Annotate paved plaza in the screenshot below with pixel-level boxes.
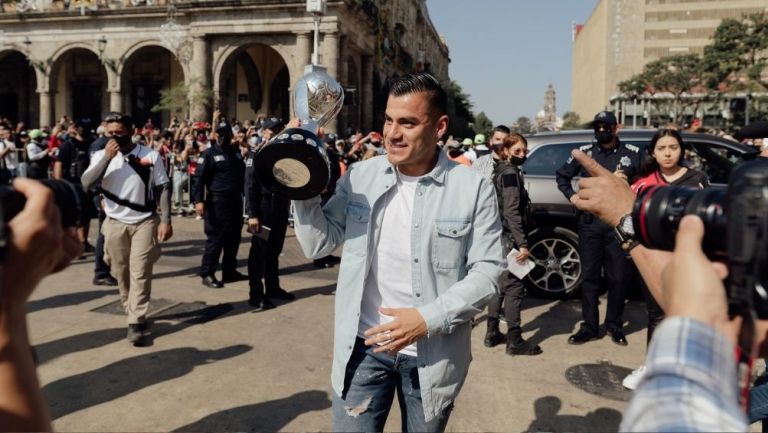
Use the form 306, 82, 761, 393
29, 215, 651, 432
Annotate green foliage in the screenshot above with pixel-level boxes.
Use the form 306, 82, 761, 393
561, 111, 582, 130
446, 80, 475, 139
511, 116, 533, 135
702, 12, 768, 92
151, 80, 214, 117
473, 112, 493, 137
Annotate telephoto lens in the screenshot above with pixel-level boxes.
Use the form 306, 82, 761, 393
631, 186, 727, 260
0, 179, 86, 228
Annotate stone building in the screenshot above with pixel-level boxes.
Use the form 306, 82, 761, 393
0, 0, 449, 134
572, 0, 768, 122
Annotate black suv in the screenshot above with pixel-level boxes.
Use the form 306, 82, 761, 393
520, 129, 759, 298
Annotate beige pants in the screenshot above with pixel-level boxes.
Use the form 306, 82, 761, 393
103, 215, 161, 324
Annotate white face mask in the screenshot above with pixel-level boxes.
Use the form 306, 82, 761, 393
249, 136, 259, 147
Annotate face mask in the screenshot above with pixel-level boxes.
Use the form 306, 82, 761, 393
595, 130, 614, 145
510, 155, 527, 166
248, 137, 258, 147
115, 134, 132, 147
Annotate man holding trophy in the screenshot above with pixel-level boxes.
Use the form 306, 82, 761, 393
267, 71, 504, 432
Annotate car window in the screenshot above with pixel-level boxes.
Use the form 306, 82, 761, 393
685, 141, 743, 185
523, 143, 582, 176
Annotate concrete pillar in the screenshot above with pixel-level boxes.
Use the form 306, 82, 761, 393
322, 32, 340, 79
321, 32, 340, 133
296, 32, 312, 69
38, 91, 52, 127
189, 36, 210, 121
109, 90, 122, 113
362, 55, 374, 132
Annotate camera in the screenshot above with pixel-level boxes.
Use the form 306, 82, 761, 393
0, 180, 87, 230
632, 159, 768, 318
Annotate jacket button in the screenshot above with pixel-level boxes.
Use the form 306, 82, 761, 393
451, 230, 457, 234
414, 223, 419, 228
416, 293, 421, 297
414, 258, 419, 263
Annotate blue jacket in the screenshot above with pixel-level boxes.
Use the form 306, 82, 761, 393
293, 150, 505, 422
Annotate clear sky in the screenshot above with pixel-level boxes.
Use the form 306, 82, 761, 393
426, 0, 598, 126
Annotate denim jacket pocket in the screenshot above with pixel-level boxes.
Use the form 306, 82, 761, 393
432, 219, 471, 270
344, 202, 370, 256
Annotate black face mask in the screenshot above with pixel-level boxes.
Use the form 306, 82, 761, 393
595, 130, 614, 145
115, 134, 132, 148
510, 155, 527, 166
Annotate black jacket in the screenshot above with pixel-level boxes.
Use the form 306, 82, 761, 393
555, 139, 642, 200
493, 159, 530, 249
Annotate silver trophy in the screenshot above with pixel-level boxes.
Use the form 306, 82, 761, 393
253, 65, 344, 199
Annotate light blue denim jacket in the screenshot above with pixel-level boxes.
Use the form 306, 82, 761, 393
293, 150, 505, 422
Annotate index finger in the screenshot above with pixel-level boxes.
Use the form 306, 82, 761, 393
572, 149, 613, 178
11, 178, 56, 219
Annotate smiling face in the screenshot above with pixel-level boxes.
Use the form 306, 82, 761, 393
652, 135, 683, 170
383, 92, 448, 176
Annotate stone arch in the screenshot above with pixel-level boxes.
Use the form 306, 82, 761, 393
212, 35, 295, 95
120, 44, 185, 126
0, 49, 39, 124
117, 40, 188, 81
48, 46, 108, 125
213, 41, 291, 122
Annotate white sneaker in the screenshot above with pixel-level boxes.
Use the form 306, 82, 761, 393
622, 365, 647, 390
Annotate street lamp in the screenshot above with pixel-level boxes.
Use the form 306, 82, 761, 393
306, 0, 326, 66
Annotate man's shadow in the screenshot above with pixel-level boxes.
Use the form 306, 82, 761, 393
174, 390, 332, 432
525, 396, 622, 432
522, 300, 583, 346
42, 345, 252, 420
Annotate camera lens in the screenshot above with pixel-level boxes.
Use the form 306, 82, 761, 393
632, 185, 727, 259
0, 180, 87, 228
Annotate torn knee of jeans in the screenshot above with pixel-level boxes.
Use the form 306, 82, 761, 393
343, 395, 373, 417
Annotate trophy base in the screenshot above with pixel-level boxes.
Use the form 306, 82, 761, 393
253, 128, 330, 200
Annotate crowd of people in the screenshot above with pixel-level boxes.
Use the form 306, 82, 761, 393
1, 71, 768, 432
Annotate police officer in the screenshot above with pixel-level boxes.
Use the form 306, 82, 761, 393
485, 133, 542, 356
192, 118, 247, 288
555, 111, 641, 346
244, 118, 294, 309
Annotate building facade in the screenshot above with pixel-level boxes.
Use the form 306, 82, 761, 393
0, 0, 450, 134
572, 0, 768, 122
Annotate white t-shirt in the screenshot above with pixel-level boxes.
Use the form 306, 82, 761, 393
0, 139, 18, 169
358, 171, 420, 356
88, 144, 169, 224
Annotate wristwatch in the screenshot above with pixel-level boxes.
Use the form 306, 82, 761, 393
614, 213, 640, 252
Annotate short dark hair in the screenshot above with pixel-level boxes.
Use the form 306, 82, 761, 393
388, 73, 447, 116
104, 112, 134, 131
493, 125, 511, 135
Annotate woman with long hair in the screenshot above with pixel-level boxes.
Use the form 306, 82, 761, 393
631, 128, 709, 194
622, 128, 709, 390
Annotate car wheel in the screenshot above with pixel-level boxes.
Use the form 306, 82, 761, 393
524, 227, 581, 298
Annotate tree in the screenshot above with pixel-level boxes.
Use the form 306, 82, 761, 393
618, 54, 706, 125
473, 111, 493, 137
511, 116, 533, 135
702, 12, 768, 92
445, 80, 475, 139
152, 79, 214, 119
561, 111, 582, 130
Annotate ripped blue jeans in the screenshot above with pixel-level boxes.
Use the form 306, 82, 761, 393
332, 338, 453, 432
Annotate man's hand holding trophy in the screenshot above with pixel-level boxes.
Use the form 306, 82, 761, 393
252, 65, 344, 199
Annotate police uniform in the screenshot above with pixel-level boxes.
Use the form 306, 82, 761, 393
244, 149, 292, 305
486, 159, 542, 355
192, 142, 246, 284
555, 139, 641, 342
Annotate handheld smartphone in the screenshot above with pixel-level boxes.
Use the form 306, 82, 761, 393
251, 225, 271, 241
